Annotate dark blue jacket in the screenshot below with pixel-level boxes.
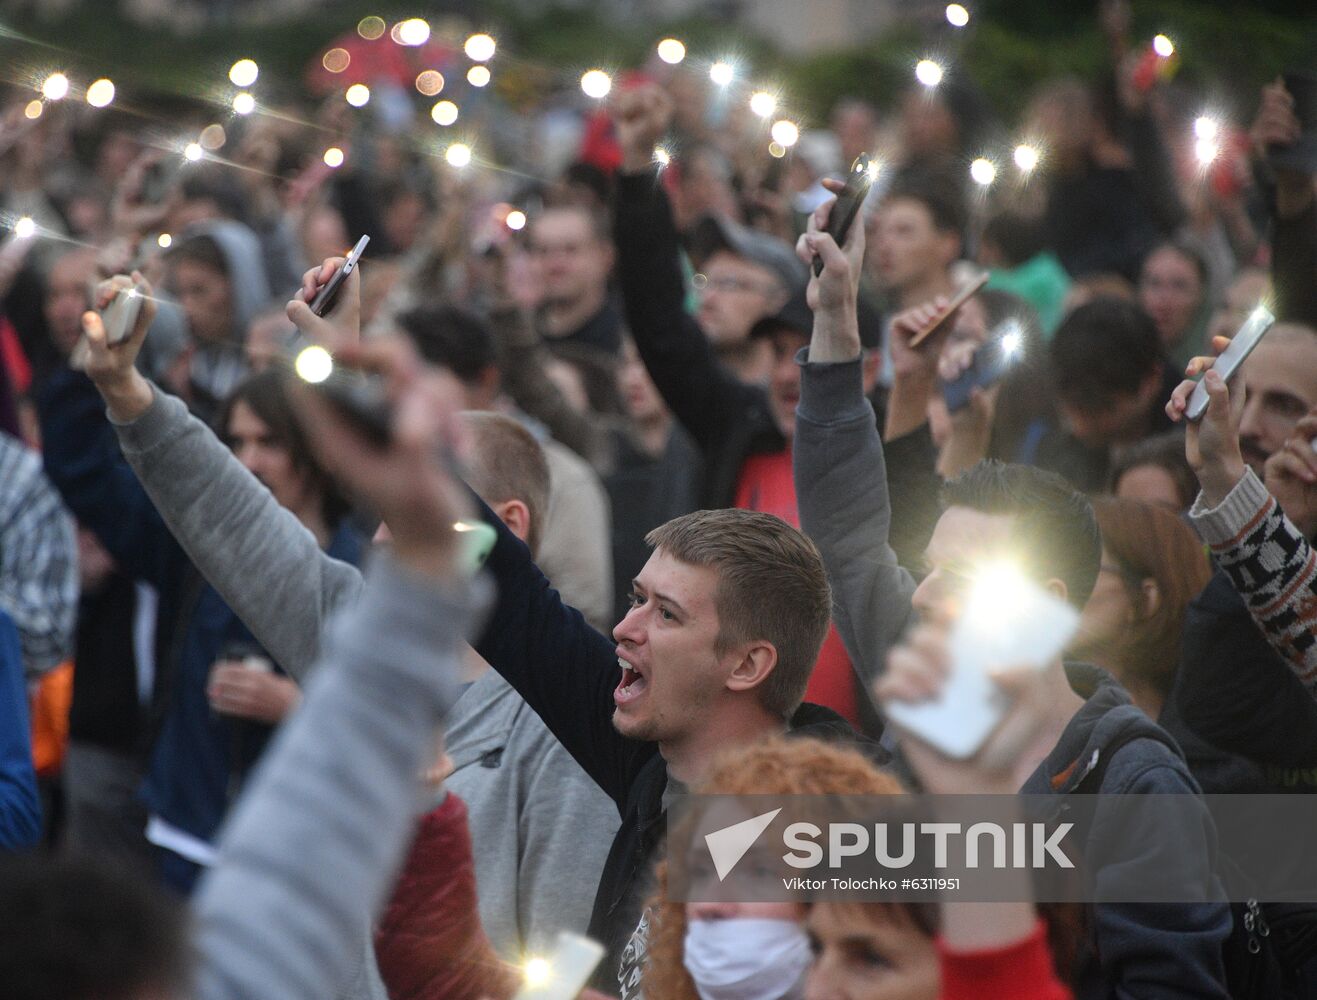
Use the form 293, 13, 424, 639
35, 369, 363, 846
1022, 663, 1232, 1000
0, 609, 40, 850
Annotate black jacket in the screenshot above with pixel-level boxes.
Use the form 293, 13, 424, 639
1176, 569, 1317, 784
473, 497, 886, 986
612, 169, 940, 564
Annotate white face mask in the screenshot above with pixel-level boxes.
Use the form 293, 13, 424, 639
683, 917, 811, 1000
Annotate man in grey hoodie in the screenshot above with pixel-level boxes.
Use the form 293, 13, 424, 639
79, 261, 614, 960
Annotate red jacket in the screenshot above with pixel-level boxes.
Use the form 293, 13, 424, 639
375, 793, 520, 1000
939, 921, 1071, 1000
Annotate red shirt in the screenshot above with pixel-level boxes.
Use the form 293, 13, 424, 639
734, 449, 860, 727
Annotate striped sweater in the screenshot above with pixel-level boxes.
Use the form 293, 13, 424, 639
1190, 468, 1317, 687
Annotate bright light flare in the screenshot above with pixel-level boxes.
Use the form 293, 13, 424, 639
1152, 34, 1175, 58
915, 59, 943, 88
323, 48, 351, 74
1013, 144, 1040, 172
465, 33, 496, 62
183, 143, 204, 162
467, 65, 491, 87
358, 16, 385, 40
769, 120, 799, 147
999, 319, 1024, 356
41, 73, 69, 101
345, 84, 371, 107
86, 78, 115, 108
653, 145, 671, 167
232, 91, 256, 115
431, 100, 459, 126
749, 91, 776, 117
505, 209, 527, 231
445, 143, 472, 168
23, 100, 41, 120
1195, 136, 1221, 166
945, 4, 970, 27
13, 217, 36, 239
199, 124, 227, 150
657, 38, 686, 65
396, 18, 430, 46
228, 59, 258, 87
1194, 116, 1219, 141
963, 561, 1033, 634
709, 61, 735, 87
157, 233, 172, 248
323, 147, 345, 168
295, 345, 334, 385
581, 70, 612, 100
970, 157, 997, 186
416, 70, 445, 96
523, 958, 551, 988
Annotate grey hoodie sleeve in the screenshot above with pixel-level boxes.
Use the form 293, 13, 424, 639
113, 385, 363, 680
193, 555, 489, 1000
793, 353, 917, 683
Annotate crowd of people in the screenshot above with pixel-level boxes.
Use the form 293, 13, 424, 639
0, 5, 1316, 999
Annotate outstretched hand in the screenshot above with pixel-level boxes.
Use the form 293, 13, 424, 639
291, 337, 472, 581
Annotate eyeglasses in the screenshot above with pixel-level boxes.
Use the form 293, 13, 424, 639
692, 272, 773, 296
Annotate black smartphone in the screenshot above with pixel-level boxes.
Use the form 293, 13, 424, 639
941, 321, 1025, 413
309, 235, 371, 317
813, 153, 875, 277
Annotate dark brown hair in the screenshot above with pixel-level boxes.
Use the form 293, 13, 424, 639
645, 509, 831, 719
1090, 497, 1211, 701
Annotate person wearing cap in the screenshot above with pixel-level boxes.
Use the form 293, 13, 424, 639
610, 84, 922, 732
687, 214, 803, 383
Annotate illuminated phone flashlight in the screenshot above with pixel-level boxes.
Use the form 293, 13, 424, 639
467, 65, 491, 87
445, 143, 473, 169
13, 217, 36, 239
465, 33, 496, 62
345, 84, 371, 108
1013, 143, 1040, 173
233, 91, 256, 115
749, 91, 777, 117
229, 59, 259, 87
580, 70, 612, 100
653, 145, 671, 168
709, 61, 735, 87
945, 4, 970, 27
1152, 34, 1175, 58
86, 78, 115, 108
42, 72, 70, 101
656, 38, 686, 65
769, 120, 799, 148
915, 59, 944, 88
432, 100, 459, 126
396, 18, 430, 46
969, 157, 997, 187
294, 345, 334, 385
1193, 116, 1221, 166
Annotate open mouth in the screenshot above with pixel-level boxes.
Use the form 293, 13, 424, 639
614, 655, 649, 706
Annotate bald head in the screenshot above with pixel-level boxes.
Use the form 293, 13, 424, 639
1238, 324, 1317, 474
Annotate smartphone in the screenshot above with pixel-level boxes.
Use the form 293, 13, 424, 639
813, 154, 875, 277
103, 284, 147, 346
141, 157, 185, 205
884, 568, 1080, 760
455, 520, 498, 575
1186, 305, 1276, 421
908, 272, 990, 349
942, 344, 1008, 413
512, 932, 606, 1000
309, 235, 371, 317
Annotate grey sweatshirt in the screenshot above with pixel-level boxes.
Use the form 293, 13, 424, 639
115, 385, 615, 956
193, 553, 484, 1000
792, 353, 917, 681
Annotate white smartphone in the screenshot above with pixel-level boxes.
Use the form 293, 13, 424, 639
513, 932, 605, 1000
885, 566, 1080, 760
1186, 305, 1276, 421
102, 284, 148, 345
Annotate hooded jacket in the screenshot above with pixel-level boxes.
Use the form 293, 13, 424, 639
793, 353, 1231, 999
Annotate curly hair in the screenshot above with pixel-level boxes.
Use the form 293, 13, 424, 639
642, 738, 907, 1000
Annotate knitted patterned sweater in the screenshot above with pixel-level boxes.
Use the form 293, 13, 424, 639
1189, 468, 1317, 687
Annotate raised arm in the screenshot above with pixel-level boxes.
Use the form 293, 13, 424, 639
610, 85, 763, 455
80, 271, 363, 682
793, 198, 922, 680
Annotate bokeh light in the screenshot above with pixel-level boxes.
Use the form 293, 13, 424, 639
345, 84, 371, 107
657, 39, 686, 65
465, 33, 496, 62
86, 78, 115, 108
431, 100, 459, 126
228, 59, 258, 87
581, 70, 612, 100
467, 65, 491, 87
416, 70, 445, 96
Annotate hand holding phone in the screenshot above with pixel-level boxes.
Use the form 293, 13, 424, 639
908, 273, 989, 349
812, 154, 876, 277
309, 235, 370, 317
1185, 305, 1275, 421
